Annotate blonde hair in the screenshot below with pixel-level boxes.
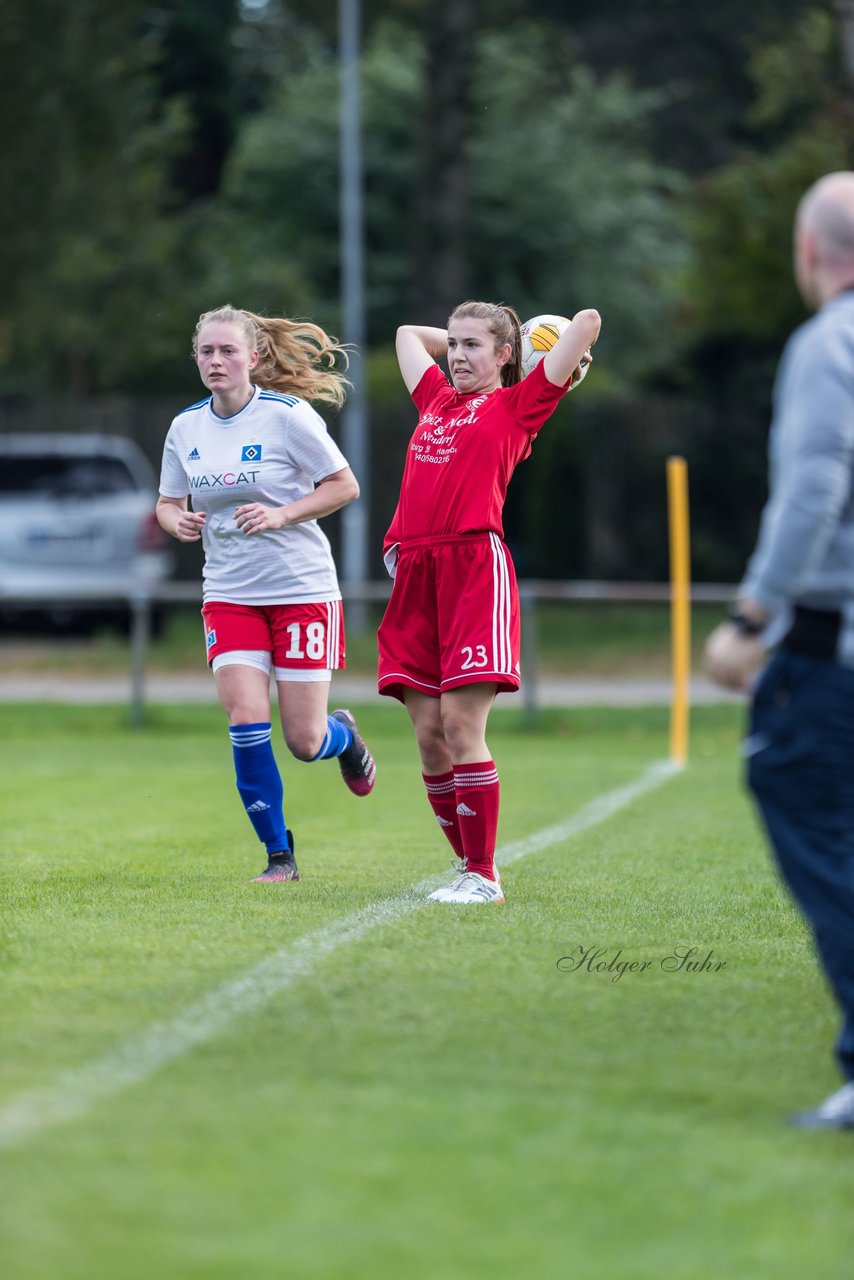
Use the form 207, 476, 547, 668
193, 305, 350, 408
448, 300, 522, 386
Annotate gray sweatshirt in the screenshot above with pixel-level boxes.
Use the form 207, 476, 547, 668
740, 289, 854, 665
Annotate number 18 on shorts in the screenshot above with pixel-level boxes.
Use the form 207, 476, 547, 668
202, 600, 345, 674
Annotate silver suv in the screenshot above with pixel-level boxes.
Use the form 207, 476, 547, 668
0, 433, 173, 628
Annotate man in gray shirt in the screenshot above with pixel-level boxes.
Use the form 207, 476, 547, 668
706, 171, 854, 1129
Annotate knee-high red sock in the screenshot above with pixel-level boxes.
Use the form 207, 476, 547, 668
422, 770, 466, 861
453, 760, 500, 881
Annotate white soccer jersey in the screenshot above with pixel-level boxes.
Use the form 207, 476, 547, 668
159, 386, 349, 604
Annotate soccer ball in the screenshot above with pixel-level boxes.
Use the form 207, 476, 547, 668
519, 314, 570, 378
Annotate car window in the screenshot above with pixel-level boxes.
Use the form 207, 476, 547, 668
0, 456, 138, 497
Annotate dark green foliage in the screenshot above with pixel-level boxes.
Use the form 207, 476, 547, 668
152, 0, 241, 199
1, 0, 850, 579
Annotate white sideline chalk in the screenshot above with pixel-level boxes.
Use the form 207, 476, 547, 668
0, 760, 679, 1151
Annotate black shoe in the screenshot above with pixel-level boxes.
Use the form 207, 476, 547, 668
251, 830, 299, 883
789, 1082, 854, 1130
330, 708, 376, 797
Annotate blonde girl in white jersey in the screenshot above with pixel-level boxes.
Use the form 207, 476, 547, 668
157, 305, 376, 884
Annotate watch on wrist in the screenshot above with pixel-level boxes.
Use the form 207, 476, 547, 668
728, 608, 765, 637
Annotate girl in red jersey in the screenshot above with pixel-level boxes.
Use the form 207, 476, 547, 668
378, 300, 601, 903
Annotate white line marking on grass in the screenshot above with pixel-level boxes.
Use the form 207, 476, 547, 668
498, 758, 680, 868
0, 759, 679, 1151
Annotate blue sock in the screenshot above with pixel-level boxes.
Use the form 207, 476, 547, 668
309, 715, 354, 761
229, 722, 290, 853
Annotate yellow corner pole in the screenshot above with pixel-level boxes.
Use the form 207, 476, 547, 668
666, 456, 691, 766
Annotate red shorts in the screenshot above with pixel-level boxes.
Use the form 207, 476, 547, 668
377, 533, 521, 702
201, 601, 345, 673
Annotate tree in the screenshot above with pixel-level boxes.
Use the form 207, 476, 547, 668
207, 17, 423, 343
659, 6, 854, 578
681, 7, 851, 348
407, 0, 477, 322
213, 17, 687, 381
151, 0, 242, 200
467, 25, 687, 382
0, 2, 190, 393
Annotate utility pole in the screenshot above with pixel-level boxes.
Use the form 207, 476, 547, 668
338, 0, 369, 630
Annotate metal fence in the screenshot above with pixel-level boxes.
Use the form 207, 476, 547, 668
1, 579, 736, 726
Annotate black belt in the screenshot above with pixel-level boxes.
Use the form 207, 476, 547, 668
781, 604, 842, 660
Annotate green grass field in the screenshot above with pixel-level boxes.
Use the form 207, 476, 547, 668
2, 702, 853, 1279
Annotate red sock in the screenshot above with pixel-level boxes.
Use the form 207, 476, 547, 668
453, 760, 500, 881
422, 771, 466, 861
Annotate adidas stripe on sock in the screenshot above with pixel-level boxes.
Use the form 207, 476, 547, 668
422, 770, 466, 860
229, 722, 290, 853
453, 760, 500, 881
309, 715, 354, 761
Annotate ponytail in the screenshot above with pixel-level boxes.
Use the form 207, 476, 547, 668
193, 305, 350, 409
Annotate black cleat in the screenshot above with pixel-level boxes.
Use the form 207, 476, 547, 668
251, 830, 299, 883
330, 708, 376, 797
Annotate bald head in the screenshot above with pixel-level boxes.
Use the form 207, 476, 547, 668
798, 173, 854, 256
795, 172, 854, 305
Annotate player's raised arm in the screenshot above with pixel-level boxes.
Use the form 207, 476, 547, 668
542, 309, 601, 388
395, 325, 448, 394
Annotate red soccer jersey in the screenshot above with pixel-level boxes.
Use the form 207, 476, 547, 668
384, 359, 570, 552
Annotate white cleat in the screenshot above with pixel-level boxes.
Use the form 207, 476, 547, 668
429, 870, 505, 905
789, 1081, 854, 1130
